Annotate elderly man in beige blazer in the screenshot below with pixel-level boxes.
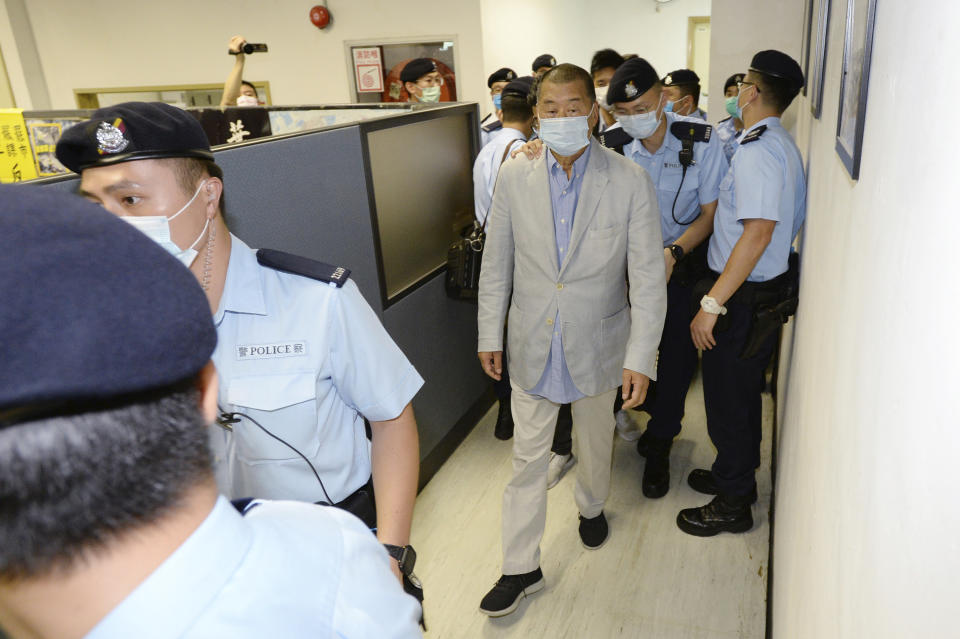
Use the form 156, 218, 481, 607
477, 63, 667, 617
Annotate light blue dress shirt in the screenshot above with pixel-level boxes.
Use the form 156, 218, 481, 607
622, 112, 728, 245
528, 145, 591, 404
473, 126, 527, 224
209, 236, 424, 504
715, 117, 742, 164
85, 497, 422, 638
708, 116, 806, 282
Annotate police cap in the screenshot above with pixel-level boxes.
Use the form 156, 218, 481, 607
531, 54, 557, 72
487, 67, 517, 88
0, 186, 217, 421
55, 101, 213, 174
400, 58, 438, 83
607, 57, 660, 104
662, 69, 700, 87
724, 73, 746, 92
501, 75, 535, 99
749, 49, 804, 89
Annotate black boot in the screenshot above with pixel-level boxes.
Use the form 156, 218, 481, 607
687, 469, 758, 505
676, 494, 754, 537
494, 398, 514, 440
641, 435, 673, 498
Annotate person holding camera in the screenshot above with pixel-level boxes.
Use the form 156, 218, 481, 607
220, 35, 264, 107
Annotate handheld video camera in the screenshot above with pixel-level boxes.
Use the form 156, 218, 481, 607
229, 43, 268, 55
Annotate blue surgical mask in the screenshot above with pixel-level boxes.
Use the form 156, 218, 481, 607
492, 93, 502, 110
725, 96, 739, 118
664, 100, 675, 113
618, 110, 661, 140
121, 180, 210, 268
536, 105, 595, 156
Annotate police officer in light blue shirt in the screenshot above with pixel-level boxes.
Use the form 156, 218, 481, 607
600, 57, 728, 498
715, 73, 746, 163
480, 67, 517, 148
55, 102, 424, 584
661, 69, 708, 121
679, 50, 806, 538
0, 187, 421, 639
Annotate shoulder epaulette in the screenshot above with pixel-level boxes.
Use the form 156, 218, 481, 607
256, 249, 351, 287
482, 120, 503, 133
718, 116, 732, 124
669, 120, 713, 143
740, 125, 767, 145
599, 126, 633, 153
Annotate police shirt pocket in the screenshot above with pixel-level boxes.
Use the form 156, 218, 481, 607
660, 168, 699, 193
227, 372, 320, 463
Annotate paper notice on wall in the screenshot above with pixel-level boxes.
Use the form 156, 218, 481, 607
0, 109, 39, 183
353, 47, 384, 93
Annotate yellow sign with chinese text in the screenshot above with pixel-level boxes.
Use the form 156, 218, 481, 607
0, 108, 39, 183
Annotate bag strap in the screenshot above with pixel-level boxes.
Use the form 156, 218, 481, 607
481, 138, 523, 232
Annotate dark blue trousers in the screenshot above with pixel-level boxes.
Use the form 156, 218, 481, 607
701, 298, 778, 498
643, 279, 700, 440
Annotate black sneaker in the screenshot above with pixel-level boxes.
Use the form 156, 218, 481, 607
479, 568, 545, 617
676, 495, 754, 537
578, 512, 609, 549
493, 399, 514, 441
687, 469, 758, 504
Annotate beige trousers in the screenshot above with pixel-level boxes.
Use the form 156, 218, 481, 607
501, 381, 618, 574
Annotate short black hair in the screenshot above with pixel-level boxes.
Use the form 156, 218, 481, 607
754, 71, 800, 113
671, 82, 701, 106
500, 93, 533, 123
162, 157, 226, 214
0, 379, 212, 579
240, 80, 257, 93
538, 63, 596, 105
590, 49, 625, 76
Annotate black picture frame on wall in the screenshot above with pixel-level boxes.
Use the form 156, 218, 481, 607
800, 0, 814, 97
836, 0, 878, 180
808, 0, 831, 118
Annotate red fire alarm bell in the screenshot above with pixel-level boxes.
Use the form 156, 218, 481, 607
310, 4, 331, 29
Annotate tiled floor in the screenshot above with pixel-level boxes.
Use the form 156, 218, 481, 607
410, 374, 772, 638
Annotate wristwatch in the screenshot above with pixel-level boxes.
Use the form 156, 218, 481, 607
668, 244, 685, 263
700, 295, 727, 315
383, 544, 417, 576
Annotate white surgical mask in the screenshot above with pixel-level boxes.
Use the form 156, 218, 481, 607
236, 95, 259, 107
595, 86, 610, 111
121, 180, 210, 268
537, 105, 595, 156
618, 109, 662, 140
418, 86, 442, 103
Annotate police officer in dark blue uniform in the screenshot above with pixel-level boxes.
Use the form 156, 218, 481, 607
678, 50, 806, 536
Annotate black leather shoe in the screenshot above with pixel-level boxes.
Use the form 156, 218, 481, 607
641, 436, 673, 499
677, 495, 753, 537
687, 469, 758, 504
493, 399, 514, 441
578, 512, 609, 549
479, 568, 545, 617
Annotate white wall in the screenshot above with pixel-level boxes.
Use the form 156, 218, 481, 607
16, 0, 487, 109
480, 0, 711, 111
710, 0, 960, 635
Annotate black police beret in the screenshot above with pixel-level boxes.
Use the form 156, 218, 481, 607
400, 58, 438, 83
0, 186, 217, 418
607, 57, 660, 105
501, 75, 535, 99
662, 69, 700, 87
487, 67, 517, 88
55, 102, 213, 174
750, 49, 805, 89
532, 54, 557, 71
724, 73, 746, 92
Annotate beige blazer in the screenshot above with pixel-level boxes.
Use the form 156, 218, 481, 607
477, 139, 667, 396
